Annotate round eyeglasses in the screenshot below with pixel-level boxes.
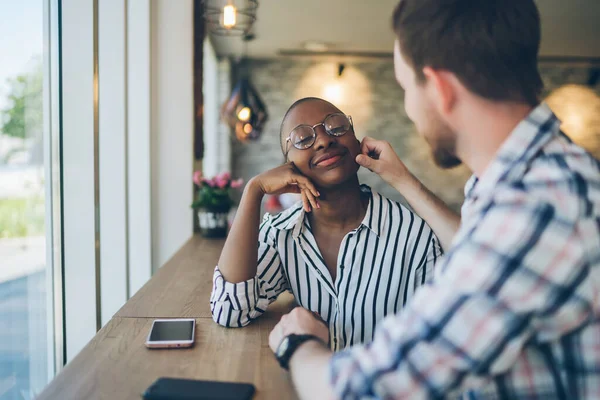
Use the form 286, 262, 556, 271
284, 113, 353, 155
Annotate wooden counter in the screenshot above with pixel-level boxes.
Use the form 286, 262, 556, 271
38, 236, 297, 400
115, 236, 221, 318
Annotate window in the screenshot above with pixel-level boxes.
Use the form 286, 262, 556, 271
1, 0, 169, 395
0, 0, 61, 398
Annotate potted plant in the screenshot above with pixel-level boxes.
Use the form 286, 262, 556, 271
191, 171, 244, 238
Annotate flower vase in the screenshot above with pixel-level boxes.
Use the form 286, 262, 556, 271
197, 209, 229, 238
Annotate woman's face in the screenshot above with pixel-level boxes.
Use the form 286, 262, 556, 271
281, 99, 361, 189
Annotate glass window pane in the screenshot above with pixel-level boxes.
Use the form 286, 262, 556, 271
0, 0, 55, 398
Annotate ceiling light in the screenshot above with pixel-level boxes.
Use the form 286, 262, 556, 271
237, 106, 251, 122
323, 83, 344, 104
221, 77, 268, 142
222, 4, 237, 29
202, 0, 258, 36
546, 84, 600, 148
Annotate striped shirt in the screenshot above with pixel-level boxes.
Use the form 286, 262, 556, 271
330, 103, 600, 399
210, 186, 442, 350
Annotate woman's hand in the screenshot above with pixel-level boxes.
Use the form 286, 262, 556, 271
250, 163, 320, 212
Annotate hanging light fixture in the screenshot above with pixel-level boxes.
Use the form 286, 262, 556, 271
202, 0, 258, 36
221, 75, 268, 142
222, 2, 237, 28
220, 34, 268, 142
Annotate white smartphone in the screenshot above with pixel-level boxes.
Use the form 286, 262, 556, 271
145, 318, 196, 349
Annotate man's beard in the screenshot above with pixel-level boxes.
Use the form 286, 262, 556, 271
423, 116, 462, 169
430, 137, 462, 169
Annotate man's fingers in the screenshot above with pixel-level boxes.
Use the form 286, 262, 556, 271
360, 137, 391, 159
356, 154, 378, 172
360, 136, 382, 153
269, 322, 285, 352
310, 311, 328, 327
360, 136, 377, 145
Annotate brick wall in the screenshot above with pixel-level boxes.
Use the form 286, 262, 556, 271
229, 59, 600, 212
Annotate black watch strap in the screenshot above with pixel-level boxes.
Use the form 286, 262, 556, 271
275, 334, 324, 370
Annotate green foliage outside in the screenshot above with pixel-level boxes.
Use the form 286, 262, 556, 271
0, 58, 45, 238
0, 60, 43, 140
0, 197, 45, 238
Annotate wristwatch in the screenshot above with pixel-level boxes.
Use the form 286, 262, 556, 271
275, 334, 324, 370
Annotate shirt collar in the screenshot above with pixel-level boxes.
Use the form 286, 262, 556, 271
269, 202, 303, 231
464, 175, 478, 199
269, 185, 387, 239
468, 102, 561, 199
360, 186, 387, 238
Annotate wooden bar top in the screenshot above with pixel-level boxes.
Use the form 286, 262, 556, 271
38, 317, 296, 400
38, 235, 298, 400
115, 236, 223, 318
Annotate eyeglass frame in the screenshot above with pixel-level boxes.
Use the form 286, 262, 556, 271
283, 113, 354, 156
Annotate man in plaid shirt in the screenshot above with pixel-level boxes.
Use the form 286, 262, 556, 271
267, 0, 600, 399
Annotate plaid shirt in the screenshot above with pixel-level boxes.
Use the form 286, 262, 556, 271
329, 103, 600, 399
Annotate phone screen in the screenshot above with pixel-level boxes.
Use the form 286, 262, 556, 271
149, 320, 194, 342
143, 378, 256, 400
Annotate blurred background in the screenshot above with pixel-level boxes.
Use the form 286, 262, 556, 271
0, 0, 598, 398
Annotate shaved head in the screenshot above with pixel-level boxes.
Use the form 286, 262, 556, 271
279, 97, 341, 154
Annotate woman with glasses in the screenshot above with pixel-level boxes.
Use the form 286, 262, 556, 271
210, 97, 441, 350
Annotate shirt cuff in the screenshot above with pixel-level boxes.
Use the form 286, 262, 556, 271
211, 266, 259, 311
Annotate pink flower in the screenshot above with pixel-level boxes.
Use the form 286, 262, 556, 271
231, 178, 244, 189
215, 177, 228, 189
203, 177, 216, 187
193, 171, 202, 186
218, 171, 231, 183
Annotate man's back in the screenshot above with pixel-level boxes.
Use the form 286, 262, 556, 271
450, 104, 600, 398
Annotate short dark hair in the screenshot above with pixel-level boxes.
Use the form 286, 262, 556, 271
392, 0, 543, 106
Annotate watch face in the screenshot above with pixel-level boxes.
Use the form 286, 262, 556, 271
277, 337, 290, 357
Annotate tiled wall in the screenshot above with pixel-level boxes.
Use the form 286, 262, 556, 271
230, 59, 600, 212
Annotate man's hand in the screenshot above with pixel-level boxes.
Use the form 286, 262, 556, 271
269, 307, 330, 353
356, 136, 460, 250
269, 308, 337, 400
355, 137, 415, 191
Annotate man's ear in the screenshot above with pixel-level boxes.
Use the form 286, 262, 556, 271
422, 67, 456, 115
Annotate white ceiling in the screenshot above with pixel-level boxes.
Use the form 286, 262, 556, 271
210, 0, 600, 59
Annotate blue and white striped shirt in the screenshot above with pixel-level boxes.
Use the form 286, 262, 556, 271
210, 186, 442, 350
